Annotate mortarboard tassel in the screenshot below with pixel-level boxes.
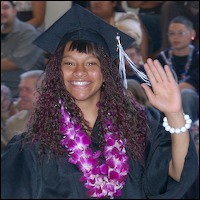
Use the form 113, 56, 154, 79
116, 35, 151, 89
117, 35, 128, 89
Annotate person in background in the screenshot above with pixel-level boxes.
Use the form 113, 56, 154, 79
125, 42, 146, 83
156, 16, 199, 123
160, 1, 199, 50
156, 19, 199, 195
1, 84, 13, 150
127, 79, 150, 107
1, 1, 45, 98
13, 1, 46, 32
126, 1, 164, 58
1, 5, 198, 199
125, 42, 144, 66
87, 1, 148, 61
5, 70, 44, 145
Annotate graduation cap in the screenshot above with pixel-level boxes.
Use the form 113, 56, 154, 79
33, 4, 134, 61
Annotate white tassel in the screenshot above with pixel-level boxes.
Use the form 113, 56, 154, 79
116, 35, 151, 87
117, 36, 128, 89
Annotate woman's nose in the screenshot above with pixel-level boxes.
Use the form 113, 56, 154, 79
73, 65, 87, 77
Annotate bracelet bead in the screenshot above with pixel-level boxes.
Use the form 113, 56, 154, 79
162, 114, 192, 134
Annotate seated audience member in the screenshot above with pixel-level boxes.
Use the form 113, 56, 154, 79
1, 1, 45, 98
160, 1, 199, 50
13, 1, 46, 32
87, 1, 148, 60
1, 85, 13, 150
127, 79, 150, 107
126, 1, 164, 58
125, 43, 144, 66
156, 16, 199, 122
6, 70, 44, 145
125, 43, 146, 83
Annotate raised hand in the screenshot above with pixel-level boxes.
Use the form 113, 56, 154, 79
141, 59, 191, 182
141, 58, 182, 115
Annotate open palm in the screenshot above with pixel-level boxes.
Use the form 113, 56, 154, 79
141, 59, 182, 114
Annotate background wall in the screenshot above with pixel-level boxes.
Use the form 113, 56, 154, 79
44, 1, 138, 30
45, 1, 72, 29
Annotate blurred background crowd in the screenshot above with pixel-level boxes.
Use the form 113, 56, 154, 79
1, 1, 199, 156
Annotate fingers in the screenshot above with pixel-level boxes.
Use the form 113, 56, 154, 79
164, 65, 177, 84
144, 59, 157, 85
144, 58, 168, 84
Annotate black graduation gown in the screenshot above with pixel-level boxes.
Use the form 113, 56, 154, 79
1, 107, 199, 199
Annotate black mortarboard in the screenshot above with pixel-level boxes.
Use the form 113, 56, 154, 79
33, 4, 134, 60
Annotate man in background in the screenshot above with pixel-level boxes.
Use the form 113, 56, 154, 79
1, 1, 45, 97
5, 70, 44, 145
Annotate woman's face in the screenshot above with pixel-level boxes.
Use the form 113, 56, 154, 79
61, 42, 103, 106
89, 1, 116, 20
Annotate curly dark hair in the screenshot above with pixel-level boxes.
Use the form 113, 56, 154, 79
23, 40, 149, 163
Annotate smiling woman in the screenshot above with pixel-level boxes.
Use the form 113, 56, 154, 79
1, 4, 198, 199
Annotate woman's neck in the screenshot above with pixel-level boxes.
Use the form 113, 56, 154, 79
76, 101, 99, 129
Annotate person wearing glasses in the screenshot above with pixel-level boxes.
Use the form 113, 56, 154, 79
156, 16, 199, 123
160, 1, 199, 50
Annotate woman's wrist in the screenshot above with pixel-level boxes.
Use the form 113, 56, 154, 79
163, 113, 192, 134
163, 110, 185, 124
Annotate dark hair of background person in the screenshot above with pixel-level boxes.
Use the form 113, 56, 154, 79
169, 15, 194, 30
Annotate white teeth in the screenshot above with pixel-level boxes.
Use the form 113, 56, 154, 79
71, 81, 90, 86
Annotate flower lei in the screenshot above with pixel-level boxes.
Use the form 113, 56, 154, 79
59, 103, 129, 199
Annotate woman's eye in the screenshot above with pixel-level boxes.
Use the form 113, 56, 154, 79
87, 62, 97, 66
64, 62, 73, 66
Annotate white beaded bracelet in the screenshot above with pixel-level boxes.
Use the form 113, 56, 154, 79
162, 114, 192, 134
